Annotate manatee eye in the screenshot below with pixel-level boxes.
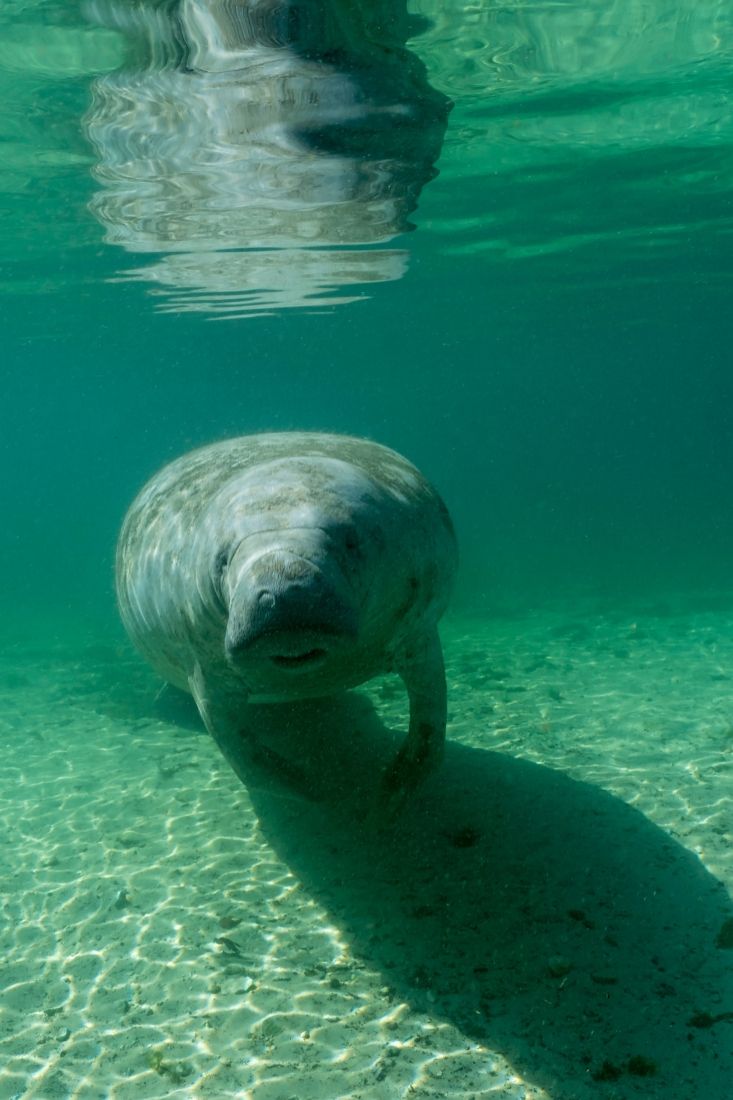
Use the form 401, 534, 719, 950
333, 526, 360, 565
213, 550, 229, 609
215, 549, 228, 577
339, 525, 360, 553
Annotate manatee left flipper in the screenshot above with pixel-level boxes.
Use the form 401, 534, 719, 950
189, 662, 319, 799
380, 627, 447, 815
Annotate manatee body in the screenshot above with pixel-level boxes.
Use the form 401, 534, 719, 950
116, 432, 457, 803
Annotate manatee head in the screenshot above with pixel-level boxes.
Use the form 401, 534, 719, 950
223, 527, 359, 670
211, 456, 392, 691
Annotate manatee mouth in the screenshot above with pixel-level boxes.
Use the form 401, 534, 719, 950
269, 647, 327, 670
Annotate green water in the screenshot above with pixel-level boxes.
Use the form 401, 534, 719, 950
3, 0, 733, 634
1, 6, 733, 1098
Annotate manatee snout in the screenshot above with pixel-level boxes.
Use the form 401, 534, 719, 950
225, 549, 358, 667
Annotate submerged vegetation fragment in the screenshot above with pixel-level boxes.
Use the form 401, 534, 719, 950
688, 1010, 733, 1029
592, 1054, 657, 1081
147, 1049, 193, 1085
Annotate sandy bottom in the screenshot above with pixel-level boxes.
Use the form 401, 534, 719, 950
0, 592, 731, 1100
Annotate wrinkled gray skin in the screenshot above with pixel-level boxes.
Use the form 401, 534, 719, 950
116, 433, 458, 808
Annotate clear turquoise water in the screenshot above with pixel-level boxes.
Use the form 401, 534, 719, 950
3, 0, 733, 632
1, 5, 732, 1098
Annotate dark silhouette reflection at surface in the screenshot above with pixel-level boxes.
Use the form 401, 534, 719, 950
83, 0, 451, 317
195, 691, 733, 1100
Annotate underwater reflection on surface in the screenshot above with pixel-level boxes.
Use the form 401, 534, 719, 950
83, 0, 451, 317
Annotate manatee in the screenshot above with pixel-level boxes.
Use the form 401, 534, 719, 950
116, 432, 457, 807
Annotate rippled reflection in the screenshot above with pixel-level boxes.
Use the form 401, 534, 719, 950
413, 0, 733, 90
410, 0, 733, 267
83, 0, 451, 317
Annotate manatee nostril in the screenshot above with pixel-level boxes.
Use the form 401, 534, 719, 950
257, 590, 276, 610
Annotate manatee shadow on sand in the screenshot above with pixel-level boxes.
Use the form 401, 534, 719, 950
225, 692, 733, 1100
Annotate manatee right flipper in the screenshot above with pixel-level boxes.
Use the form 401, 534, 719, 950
189, 662, 319, 799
